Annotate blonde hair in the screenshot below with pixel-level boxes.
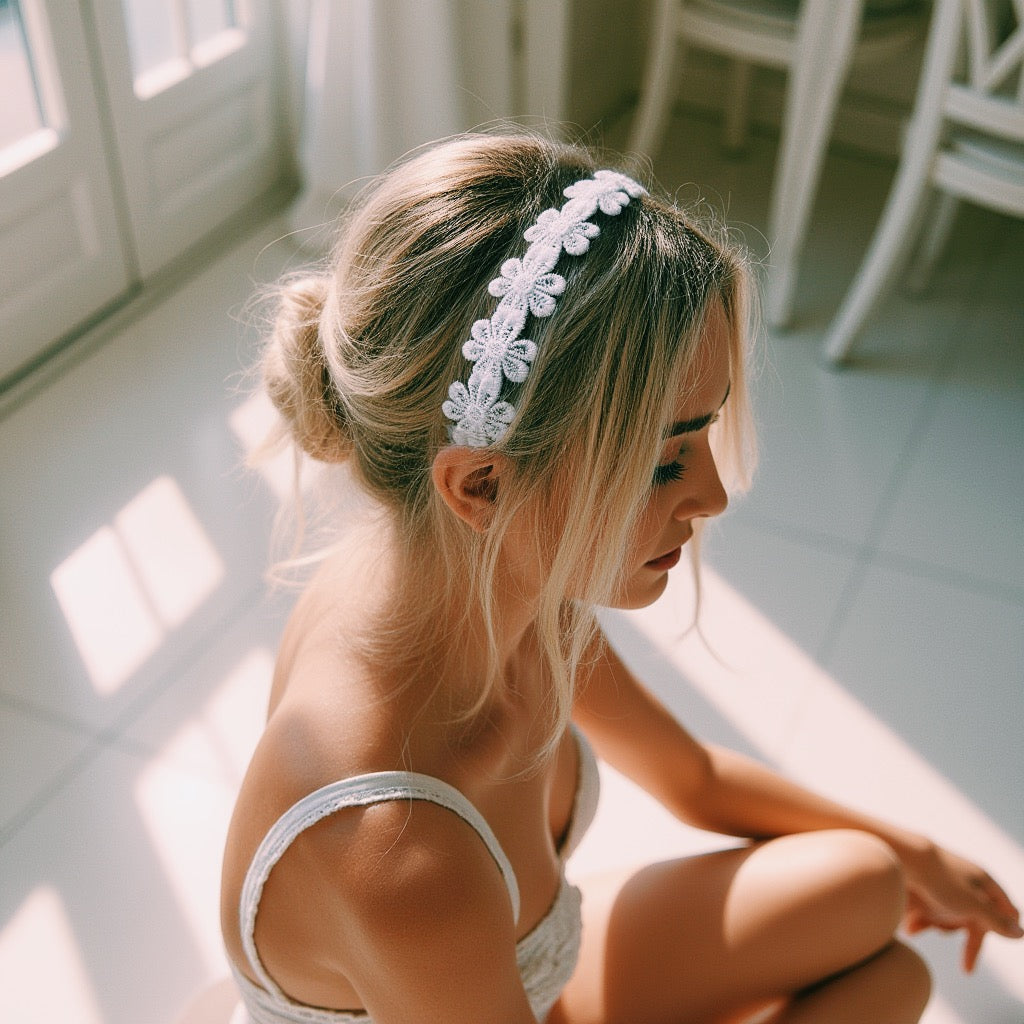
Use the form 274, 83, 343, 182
260, 132, 756, 758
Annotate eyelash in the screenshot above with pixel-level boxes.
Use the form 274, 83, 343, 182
653, 453, 687, 487
652, 411, 721, 487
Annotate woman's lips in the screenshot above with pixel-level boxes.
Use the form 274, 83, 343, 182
645, 546, 682, 571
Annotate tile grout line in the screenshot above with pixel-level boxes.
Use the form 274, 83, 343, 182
812, 223, 1009, 671
0, 689, 107, 741
0, 738, 108, 851
731, 506, 1024, 610
98, 583, 272, 742
868, 546, 1024, 608
0, 582, 272, 852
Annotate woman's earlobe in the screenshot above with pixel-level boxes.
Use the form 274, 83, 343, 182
431, 448, 505, 531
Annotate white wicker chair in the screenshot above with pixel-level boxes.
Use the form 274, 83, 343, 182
824, 0, 1024, 363
629, 0, 927, 327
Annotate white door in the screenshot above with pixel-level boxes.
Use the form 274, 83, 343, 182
0, 0, 285, 386
91, 0, 283, 278
0, 0, 132, 382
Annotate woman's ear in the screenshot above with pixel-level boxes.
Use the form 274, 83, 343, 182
432, 447, 508, 532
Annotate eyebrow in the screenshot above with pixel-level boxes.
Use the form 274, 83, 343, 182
664, 382, 731, 438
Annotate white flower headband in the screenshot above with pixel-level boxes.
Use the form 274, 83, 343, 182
442, 169, 646, 447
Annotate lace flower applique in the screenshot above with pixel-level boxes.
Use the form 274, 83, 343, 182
442, 375, 517, 448
443, 169, 646, 447
463, 316, 538, 384
488, 259, 566, 318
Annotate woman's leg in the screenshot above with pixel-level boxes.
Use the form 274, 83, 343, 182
552, 829, 931, 1024
782, 941, 931, 1023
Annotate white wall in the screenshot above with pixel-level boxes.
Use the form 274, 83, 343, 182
565, 0, 652, 132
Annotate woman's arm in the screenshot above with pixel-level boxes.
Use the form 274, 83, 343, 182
574, 630, 1023, 970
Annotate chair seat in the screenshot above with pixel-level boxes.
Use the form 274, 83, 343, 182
934, 131, 1024, 214
694, 0, 799, 34
685, 0, 922, 62
950, 129, 1024, 178
631, 0, 930, 327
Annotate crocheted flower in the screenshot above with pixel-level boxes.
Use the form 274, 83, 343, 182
560, 218, 602, 256
462, 316, 538, 383
523, 205, 602, 257
442, 169, 645, 447
488, 259, 566, 318
442, 376, 516, 447
567, 171, 645, 215
522, 208, 565, 246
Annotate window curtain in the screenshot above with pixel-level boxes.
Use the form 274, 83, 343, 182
289, 0, 467, 245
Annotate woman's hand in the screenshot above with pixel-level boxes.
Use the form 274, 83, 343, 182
900, 841, 1023, 973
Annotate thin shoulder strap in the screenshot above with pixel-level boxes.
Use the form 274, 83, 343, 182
239, 771, 521, 999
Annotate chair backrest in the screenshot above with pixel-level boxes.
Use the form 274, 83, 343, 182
900, 0, 1023, 195
940, 0, 1024, 138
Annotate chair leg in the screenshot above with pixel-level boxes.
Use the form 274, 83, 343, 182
723, 59, 753, 153
904, 190, 958, 293
629, 0, 682, 158
765, 0, 865, 328
823, 0, 964, 363
822, 159, 934, 364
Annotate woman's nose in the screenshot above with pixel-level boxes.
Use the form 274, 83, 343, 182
673, 449, 728, 521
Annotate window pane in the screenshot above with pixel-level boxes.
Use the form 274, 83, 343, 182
0, 0, 45, 151
185, 0, 237, 48
121, 0, 181, 80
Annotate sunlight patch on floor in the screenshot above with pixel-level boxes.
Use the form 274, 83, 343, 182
229, 391, 299, 501
115, 476, 224, 628
49, 476, 224, 694
132, 647, 274, 975
50, 524, 165, 694
0, 886, 104, 1024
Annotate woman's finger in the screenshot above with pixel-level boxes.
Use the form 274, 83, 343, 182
980, 880, 1022, 933
966, 875, 1023, 937
962, 925, 985, 974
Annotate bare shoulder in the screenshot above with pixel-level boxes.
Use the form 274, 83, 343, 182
259, 793, 535, 1023
225, 549, 538, 1018
315, 795, 515, 939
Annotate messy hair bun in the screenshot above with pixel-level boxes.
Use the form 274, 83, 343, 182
262, 275, 352, 464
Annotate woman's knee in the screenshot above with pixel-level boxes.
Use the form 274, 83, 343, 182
817, 828, 903, 885
801, 830, 907, 956
739, 830, 907, 967
823, 830, 905, 913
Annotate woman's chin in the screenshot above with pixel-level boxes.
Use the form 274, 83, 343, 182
605, 569, 672, 611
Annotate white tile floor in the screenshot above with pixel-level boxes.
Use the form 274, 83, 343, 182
1, 114, 1021, 1023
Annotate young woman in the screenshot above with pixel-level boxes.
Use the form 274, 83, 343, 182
220, 133, 1020, 1024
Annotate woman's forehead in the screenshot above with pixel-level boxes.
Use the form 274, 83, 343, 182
670, 303, 731, 421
